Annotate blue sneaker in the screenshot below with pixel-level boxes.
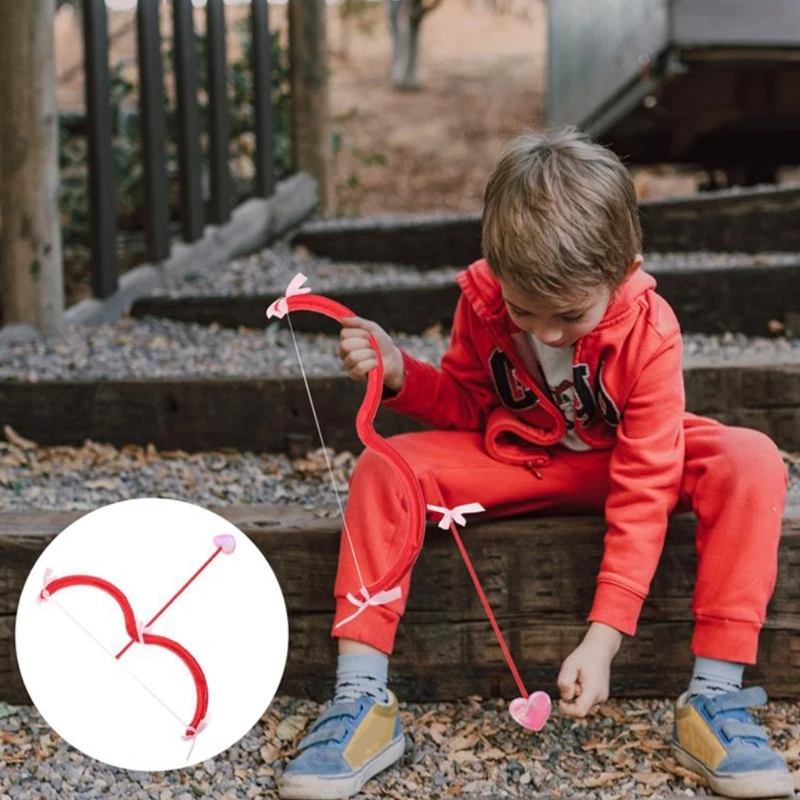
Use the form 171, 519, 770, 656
672, 686, 794, 798
277, 692, 405, 800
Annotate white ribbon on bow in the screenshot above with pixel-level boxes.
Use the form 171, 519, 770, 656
266, 273, 311, 319
427, 502, 486, 529
135, 619, 153, 644
334, 584, 404, 629
37, 567, 56, 604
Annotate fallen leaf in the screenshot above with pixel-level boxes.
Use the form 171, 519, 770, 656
260, 744, 279, 763
582, 771, 621, 788
780, 450, 800, 466
428, 722, 447, 745
661, 757, 704, 785
0, 702, 18, 720
636, 738, 672, 753
276, 715, 307, 742
782, 742, 800, 764
448, 732, 479, 752
633, 771, 671, 787
83, 479, 119, 491
479, 748, 506, 760
597, 704, 626, 723
4, 425, 36, 450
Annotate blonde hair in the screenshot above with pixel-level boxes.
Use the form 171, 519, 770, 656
482, 127, 642, 305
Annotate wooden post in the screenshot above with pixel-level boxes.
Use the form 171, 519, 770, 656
0, 0, 64, 333
288, 0, 332, 215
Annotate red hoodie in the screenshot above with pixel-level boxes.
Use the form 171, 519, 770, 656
383, 259, 686, 636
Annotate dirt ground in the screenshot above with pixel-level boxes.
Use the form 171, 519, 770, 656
54, 0, 703, 219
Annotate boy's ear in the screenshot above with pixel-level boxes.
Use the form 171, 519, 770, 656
625, 254, 644, 279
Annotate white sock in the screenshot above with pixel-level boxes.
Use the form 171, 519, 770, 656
333, 653, 389, 703
687, 656, 744, 699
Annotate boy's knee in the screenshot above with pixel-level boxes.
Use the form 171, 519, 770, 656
713, 428, 788, 491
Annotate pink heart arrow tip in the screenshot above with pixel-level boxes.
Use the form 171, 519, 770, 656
213, 534, 236, 555
509, 691, 552, 731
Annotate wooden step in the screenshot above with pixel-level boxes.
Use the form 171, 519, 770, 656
2, 504, 799, 704
291, 185, 800, 266
0, 362, 798, 453
130, 259, 800, 337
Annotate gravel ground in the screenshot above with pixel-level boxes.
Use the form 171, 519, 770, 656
1, 316, 799, 382
152, 242, 461, 299
3, 243, 799, 798
1, 438, 799, 799
2, 693, 800, 799
0, 428, 798, 514
149, 242, 800, 300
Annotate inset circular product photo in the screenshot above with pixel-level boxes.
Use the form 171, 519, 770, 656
15, 497, 288, 772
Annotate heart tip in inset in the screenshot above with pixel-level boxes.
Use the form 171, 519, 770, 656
213, 534, 236, 555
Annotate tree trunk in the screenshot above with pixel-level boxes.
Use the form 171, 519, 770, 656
0, 0, 64, 333
289, 0, 333, 215
389, 0, 423, 91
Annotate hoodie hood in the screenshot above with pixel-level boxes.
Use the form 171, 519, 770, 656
456, 258, 657, 334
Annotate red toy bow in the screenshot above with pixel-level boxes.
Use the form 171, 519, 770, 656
267, 274, 552, 731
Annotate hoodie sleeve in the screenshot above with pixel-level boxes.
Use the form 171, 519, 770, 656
588, 331, 685, 636
381, 294, 498, 430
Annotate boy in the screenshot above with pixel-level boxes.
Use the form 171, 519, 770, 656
278, 128, 792, 800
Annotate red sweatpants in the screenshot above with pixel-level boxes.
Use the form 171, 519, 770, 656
331, 414, 788, 665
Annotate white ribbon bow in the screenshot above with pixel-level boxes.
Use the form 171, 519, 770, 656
266, 273, 311, 319
427, 502, 485, 529
135, 619, 153, 644
334, 584, 403, 629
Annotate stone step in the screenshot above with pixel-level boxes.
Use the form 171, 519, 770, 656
2, 504, 798, 705
0, 361, 798, 453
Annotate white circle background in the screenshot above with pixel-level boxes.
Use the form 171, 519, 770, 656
15, 498, 288, 772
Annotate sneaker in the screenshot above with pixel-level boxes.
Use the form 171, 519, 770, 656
672, 686, 794, 798
277, 691, 405, 800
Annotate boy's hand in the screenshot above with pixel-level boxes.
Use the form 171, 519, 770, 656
339, 316, 404, 392
557, 622, 623, 719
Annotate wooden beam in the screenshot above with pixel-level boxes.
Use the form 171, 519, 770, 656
2, 504, 799, 704
0, 363, 797, 454
130, 260, 800, 338
288, 0, 332, 214
291, 186, 800, 265
0, 0, 64, 333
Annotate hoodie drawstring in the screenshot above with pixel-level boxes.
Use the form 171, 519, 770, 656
524, 460, 543, 480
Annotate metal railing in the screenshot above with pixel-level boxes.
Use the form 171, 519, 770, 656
81, 0, 277, 301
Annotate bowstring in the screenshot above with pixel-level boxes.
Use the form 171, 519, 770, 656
286, 313, 367, 590
45, 595, 191, 733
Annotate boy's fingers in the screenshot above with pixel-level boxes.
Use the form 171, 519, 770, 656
557, 665, 578, 701
342, 348, 377, 369
349, 358, 378, 379
342, 316, 379, 333
340, 326, 371, 339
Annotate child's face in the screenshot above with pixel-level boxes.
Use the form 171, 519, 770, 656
500, 281, 612, 349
